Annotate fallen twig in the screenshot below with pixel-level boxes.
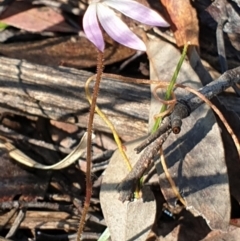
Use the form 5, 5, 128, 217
118, 66, 240, 201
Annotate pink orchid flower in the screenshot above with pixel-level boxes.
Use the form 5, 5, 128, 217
83, 0, 169, 52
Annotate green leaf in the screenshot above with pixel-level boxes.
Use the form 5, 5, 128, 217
151, 43, 189, 133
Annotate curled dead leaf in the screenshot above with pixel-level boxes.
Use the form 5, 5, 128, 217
161, 0, 199, 47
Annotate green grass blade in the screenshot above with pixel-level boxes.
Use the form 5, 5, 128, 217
151, 43, 189, 133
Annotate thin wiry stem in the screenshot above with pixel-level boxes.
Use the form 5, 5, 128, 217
85, 74, 132, 170
160, 146, 186, 206
77, 50, 104, 241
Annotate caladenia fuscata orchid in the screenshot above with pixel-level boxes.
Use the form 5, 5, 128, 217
77, 2, 169, 240
83, 0, 169, 52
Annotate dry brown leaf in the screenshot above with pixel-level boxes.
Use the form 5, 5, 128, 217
50, 120, 78, 134
0, 35, 136, 68
147, 38, 230, 231
0, 1, 76, 33
100, 137, 156, 241
161, 0, 199, 47
158, 208, 211, 241
201, 225, 240, 241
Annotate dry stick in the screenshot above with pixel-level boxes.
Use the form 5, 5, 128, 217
135, 86, 182, 205
118, 66, 240, 202
134, 118, 171, 154
118, 129, 172, 201
156, 83, 240, 206
138, 66, 240, 152
5, 209, 25, 239
0, 208, 18, 232
0, 201, 75, 214
170, 67, 240, 130
154, 82, 240, 149
76, 51, 104, 241
176, 83, 240, 156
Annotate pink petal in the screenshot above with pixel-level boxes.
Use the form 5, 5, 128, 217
105, 0, 169, 27
83, 3, 105, 52
97, 3, 146, 51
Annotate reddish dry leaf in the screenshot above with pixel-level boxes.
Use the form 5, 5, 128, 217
50, 120, 79, 134
49, 120, 79, 148
0, 1, 76, 33
0, 35, 136, 68
230, 219, 240, 227
161, 0, 199, 47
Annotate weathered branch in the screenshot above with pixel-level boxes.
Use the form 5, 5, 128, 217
0, 57, 150, 141
170, 67, 240, 129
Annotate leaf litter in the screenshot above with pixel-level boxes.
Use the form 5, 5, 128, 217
0, 1, 77, 33
147, 38, 230, 231
0, 0, 240, 240
100, 137, 156, 241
